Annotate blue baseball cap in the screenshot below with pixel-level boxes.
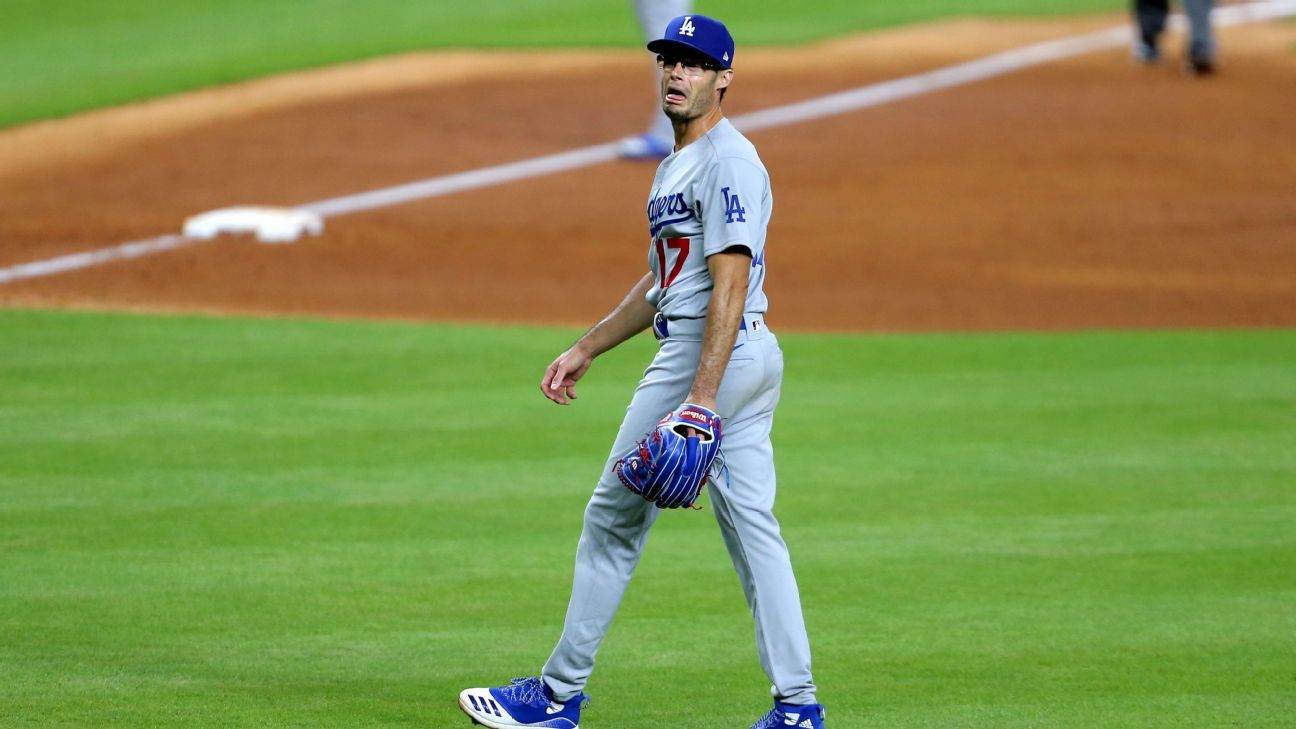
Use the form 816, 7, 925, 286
647, 15, 735, 69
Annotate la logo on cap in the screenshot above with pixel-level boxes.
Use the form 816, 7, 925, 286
679, 16, 696, 37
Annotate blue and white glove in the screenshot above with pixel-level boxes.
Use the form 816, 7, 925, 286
614, 403, 723, 509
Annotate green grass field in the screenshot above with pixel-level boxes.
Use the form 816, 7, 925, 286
2, 309, 1293, 728
0, 0, 1122, 128
4, 3, 1294, 725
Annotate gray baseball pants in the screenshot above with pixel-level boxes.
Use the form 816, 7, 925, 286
1135, 0, 1216, 59
541, 314, 818, 705
632, 0, 692, 144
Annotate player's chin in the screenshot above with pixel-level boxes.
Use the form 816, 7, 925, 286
662, 102, 692, 122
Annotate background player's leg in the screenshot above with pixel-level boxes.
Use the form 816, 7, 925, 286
541, 344, 695, 701
632, 0, 691, 52
709, 332, 818, 705
1182, 0, 1216, 73
1132, 0, 1170, 62
620, 0, 692, 159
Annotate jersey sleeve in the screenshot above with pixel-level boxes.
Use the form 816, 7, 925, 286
699, 156, 767, 258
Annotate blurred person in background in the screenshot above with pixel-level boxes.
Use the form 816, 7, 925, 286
1133, 0, 1216, 74
618, 0, 693, 159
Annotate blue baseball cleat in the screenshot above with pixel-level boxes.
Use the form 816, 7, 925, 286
617, 132, 674, 160
458, 677, 587, 729
750, 700, 827, 729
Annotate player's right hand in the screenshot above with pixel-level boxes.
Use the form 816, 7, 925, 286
541, 345, 594, 405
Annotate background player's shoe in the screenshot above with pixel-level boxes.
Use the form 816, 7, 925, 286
617, 132, 673, 160
458, 677, 587, 729
1184, 56, 1215, 76
1131, 42, 1161, 64
1184, 51, 1215, 76
750, 700, 827, 729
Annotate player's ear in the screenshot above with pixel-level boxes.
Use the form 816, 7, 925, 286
717, 68, 733, 91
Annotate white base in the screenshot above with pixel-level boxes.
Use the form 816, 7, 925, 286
182, 206, 323, 244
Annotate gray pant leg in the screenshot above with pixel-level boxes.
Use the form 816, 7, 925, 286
1182, 0, 1215, 59
543, 327, 817, 704
711, 333, 817, 704
1134, 0, 1170, 50
542, 347, 692, 701
632, 0, 691, 41
632, 0, 692, 143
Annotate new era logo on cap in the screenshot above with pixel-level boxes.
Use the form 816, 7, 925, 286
647, 14, 735, 69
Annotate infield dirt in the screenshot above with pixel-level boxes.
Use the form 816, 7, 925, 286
2, 16, 1294, 331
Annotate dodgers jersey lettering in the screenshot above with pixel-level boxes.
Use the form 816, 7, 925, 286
644, 119, 771, 319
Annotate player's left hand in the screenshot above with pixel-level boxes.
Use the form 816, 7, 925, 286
681, 393, 718, 435
613, 403, 723, 509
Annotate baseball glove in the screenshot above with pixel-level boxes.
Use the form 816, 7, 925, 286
613, 403, 723, 509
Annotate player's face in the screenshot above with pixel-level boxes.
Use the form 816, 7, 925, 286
658, 54, 732, 122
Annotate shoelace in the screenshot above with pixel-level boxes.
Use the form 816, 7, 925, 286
710, 448, 730, 488
751, 706, 783, 729
498, 677, 550, 708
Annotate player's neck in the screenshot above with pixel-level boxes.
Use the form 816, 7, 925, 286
672, 106, 725, 152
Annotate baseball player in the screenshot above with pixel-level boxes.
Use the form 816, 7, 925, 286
1132, 0, 1216, 74
618, 0, 693, 159
459, 14, 827, 729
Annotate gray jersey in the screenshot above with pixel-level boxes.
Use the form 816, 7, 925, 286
644, 119, 770, 319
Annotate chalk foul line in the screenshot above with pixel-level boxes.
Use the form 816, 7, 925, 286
3, 0, 1293, 286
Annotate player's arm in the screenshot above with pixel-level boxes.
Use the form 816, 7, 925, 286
541, 271, 657, 405
684, 250, 750, 411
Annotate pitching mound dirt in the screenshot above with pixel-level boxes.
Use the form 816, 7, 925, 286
2, 15, 1294, 331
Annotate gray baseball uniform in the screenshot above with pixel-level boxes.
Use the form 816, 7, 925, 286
541, 119, 818, 705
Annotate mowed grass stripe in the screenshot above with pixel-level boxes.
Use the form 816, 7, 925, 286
1, 309, 1293, 728
0, 0, 1121, 127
